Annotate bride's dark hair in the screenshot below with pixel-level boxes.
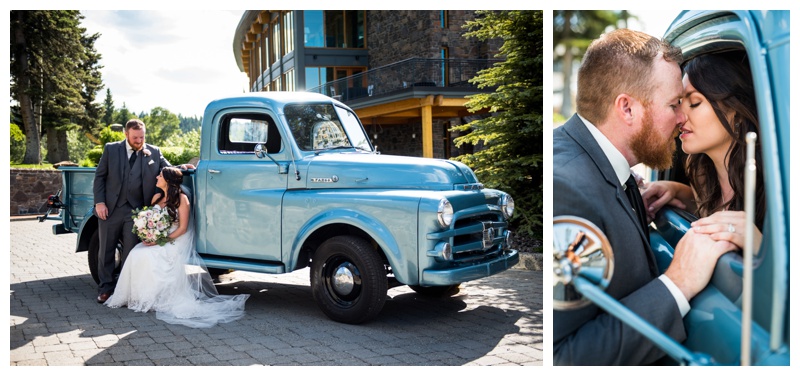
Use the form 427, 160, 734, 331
683, 51, 765, 229
161, 167, 184, 219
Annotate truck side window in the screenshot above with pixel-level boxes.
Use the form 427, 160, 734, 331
218, 113, 282, 154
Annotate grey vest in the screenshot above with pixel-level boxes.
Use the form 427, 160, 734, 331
117, 151, 145, 209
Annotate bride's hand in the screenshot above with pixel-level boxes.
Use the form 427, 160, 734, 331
142, 241, 156, 246
691, 210, 762, 251
641, 181, 686, 222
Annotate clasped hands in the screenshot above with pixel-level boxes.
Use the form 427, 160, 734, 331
641, 180, 761, 251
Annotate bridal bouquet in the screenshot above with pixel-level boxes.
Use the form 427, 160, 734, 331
131, 206, 173, 246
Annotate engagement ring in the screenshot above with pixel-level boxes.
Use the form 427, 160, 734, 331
728, 223, 735, 233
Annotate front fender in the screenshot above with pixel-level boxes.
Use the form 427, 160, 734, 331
287, 208, 409, 281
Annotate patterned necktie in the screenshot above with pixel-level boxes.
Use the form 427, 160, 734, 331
129, 150, 138, 168
625, 174, 650, 242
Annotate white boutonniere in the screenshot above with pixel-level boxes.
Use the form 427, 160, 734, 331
142, 149, 152, 157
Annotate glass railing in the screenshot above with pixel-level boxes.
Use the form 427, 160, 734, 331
306, 58, 502, 102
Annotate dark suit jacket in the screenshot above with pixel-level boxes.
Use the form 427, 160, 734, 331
553, 114, 686, 366
93, 140, 171, 215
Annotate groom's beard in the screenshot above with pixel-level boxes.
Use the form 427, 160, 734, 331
630, 107, 676, 171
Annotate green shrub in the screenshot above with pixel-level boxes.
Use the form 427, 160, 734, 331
99, 126, 125, 145
10, 123, 25, 163
67, 128, 95, 164
161, 146, 198, 166
86, 146, 104, 166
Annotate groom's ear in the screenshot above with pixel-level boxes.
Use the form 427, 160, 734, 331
613, 94, 637, 126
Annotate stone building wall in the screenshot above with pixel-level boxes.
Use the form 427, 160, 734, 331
10, 169, 62, 216
368, 117, 480, 159
366, 10, 500, 68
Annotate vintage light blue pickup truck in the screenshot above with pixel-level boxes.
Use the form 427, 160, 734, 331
553, 10, 789, 365
40, 91, 519, 324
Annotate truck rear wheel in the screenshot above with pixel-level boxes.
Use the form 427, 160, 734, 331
311, 235, 387, 324
87, 231, 122, 285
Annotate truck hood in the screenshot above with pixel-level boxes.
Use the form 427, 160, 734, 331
304, 153, 480, 190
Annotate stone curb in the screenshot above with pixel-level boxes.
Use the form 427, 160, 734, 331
514, 252, 542, 271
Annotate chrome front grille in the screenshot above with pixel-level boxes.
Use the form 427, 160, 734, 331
450, 214, 507, 261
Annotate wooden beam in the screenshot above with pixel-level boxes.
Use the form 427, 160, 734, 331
421, 104, 433, 158
257, 11, 270, 25
440, 97, 469, 107
354, 98, 428, 118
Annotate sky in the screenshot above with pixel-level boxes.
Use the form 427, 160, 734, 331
80, 10, 250, 119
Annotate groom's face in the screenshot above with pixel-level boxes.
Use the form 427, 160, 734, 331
630, 57, 685, 169
125, 127, 146, 151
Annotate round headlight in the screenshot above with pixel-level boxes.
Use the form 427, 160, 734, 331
437, 199, 453, 228
500, 194, 515, 219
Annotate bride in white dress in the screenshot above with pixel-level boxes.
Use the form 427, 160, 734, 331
105, 167, 249, 328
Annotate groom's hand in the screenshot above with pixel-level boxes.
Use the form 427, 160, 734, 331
95, 203, 108, 220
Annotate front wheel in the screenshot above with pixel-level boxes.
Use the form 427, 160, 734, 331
311, 235, 387, 324
87, 231, 122, 285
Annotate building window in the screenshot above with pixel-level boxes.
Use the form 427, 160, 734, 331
273, 20, 282, 61
440, 47, 449, 86
283, 11, 294, 54
305, 67, 327, 93
440, 11, 448, 28
304, 10, 365, 48
304, 10, 324, 47
260, 26, 268, 71
272, 76, 282, 91
284, 69, 295, 92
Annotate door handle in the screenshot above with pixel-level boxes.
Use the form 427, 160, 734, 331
209, 169, 221, 174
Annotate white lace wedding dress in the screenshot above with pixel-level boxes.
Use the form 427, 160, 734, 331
105, 205, 249, 328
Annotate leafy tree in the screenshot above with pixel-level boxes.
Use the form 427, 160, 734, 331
452, 10, 543, 237
10, 123, 26, 163
143, 107, 181, 146
553, 10, 628, 119
10, 10, 104, 164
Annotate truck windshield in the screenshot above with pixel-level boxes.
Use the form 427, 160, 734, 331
284, 103, 373, 152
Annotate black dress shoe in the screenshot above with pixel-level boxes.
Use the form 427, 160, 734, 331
97, 293, 111, 304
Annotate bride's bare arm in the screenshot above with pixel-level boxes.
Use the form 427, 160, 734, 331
167, 194, 191, 240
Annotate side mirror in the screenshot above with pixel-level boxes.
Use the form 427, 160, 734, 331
254, 143, 267, 159
553, 216, 614, 310
553, 215, 717, 365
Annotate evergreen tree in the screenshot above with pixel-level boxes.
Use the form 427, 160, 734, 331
102, 88, 115, 127
10, 10, 104, 163
452, 10, 543, 236
114, 104, 133, 126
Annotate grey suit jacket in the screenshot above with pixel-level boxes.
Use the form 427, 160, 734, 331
93, 140, 171, 215
552, 114, 686, 366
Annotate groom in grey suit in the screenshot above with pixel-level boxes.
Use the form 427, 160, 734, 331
93, 119, 171, 303
553, 29, 735, 365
